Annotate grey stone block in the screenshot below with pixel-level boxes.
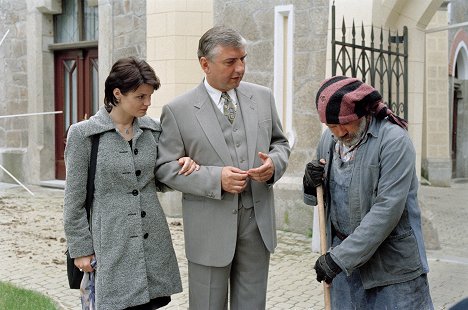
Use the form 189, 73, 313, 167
274, 176, 313, 236
159, 191, 183, 218
0, 148, 27, 183
423, 158, 451, 187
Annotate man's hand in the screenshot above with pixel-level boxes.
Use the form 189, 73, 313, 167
221, 166, 248, 194
314, 253, 342, 284
303, 159, 326, 192
247, 152, 275, 182
74, 254, 95, 273
178, 157, 200, 175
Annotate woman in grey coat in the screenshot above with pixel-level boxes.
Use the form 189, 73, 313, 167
64, 57, 197, 310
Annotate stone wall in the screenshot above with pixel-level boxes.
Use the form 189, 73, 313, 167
0, 0, 29, 182
213, 0, 330, 234
98, 0, 148, 111
111, 0, 147, 61
448, 0, 468, 32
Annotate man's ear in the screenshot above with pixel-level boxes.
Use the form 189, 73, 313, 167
199, 57, 210, 74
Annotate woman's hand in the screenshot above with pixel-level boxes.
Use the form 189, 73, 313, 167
74, 254, 95, 273
178, 157, 200, 176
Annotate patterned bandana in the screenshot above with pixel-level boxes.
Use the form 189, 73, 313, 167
315, 76, 408, 129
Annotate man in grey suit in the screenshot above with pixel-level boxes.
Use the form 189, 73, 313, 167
155, 26, 290, 310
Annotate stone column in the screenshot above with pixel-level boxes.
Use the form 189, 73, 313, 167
423, 9, 451, 186
146, 0, 212, 117
24, 0, 60, 184
98, 0, 113, 107
146, 0, 213, 216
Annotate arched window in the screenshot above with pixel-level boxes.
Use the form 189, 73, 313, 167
454, 44, 468, 79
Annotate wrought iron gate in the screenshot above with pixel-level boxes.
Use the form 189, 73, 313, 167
331, 3, 409, 119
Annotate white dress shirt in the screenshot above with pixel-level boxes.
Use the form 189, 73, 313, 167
204, 78, 238, 112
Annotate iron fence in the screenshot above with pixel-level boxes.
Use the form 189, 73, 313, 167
331, 4, 408, 119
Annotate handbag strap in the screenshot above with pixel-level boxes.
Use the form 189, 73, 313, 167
85, 134, 100, 223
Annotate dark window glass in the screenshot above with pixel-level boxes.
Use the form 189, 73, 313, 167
54, 0, 98, 43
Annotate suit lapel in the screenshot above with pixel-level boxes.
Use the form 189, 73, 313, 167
194, 84, 233, 166
236, 86, 258, 168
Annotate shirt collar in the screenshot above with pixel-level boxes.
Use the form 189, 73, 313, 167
203, 78, 237, 106
366, 116, 378, 138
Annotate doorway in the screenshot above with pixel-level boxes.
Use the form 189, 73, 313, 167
452, 78, 468, 178
54, 48, 98, 180
452, 81, 461, 177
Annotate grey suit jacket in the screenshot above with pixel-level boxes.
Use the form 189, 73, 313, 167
156, 81, 290, 267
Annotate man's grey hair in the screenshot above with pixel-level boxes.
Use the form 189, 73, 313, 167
197, 26, 247, 60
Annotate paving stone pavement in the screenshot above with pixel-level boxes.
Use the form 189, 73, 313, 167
0, 181, 467, 309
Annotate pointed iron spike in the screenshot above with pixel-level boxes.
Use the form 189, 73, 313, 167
380, 26, 383, 42
361, 22, 365, 39
352, 20, 356, 36
342, 17, 346, 34
371, 24, 374, 41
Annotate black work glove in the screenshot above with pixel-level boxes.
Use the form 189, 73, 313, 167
303, 160, 325, 195
314, 253, 342, 284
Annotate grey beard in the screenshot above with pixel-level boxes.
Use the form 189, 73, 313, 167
340, 117, 369, 147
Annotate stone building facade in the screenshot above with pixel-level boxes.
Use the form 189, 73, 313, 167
1, 0, 466, 234
421, 0, 468, 186
418, 0, 468, 185
0, 0, 150, 184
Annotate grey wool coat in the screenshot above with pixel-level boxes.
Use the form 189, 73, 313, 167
63, 107, 182, 310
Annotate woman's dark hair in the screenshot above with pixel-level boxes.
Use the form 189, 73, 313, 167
104, 57, 160, 112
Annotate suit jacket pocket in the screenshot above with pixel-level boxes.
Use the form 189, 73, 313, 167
183, 193, 205, 201
258, 119, 272, 129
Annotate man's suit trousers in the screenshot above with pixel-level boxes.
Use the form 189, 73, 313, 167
188, 206, 270, 310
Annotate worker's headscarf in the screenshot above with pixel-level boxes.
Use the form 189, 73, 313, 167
315, 76, 407, 129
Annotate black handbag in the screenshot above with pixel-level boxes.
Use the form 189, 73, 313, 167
66, 134, 100, 289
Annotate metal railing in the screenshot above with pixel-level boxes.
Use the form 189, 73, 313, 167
331, 4, 408, 119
